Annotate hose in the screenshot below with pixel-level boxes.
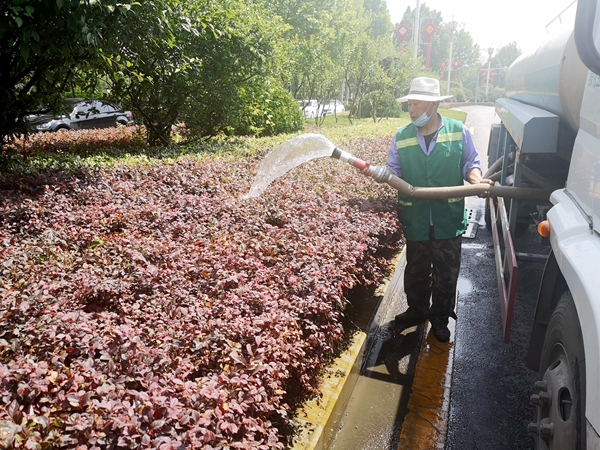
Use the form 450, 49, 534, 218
483, 155, 504, 179
331, 148, 553, 202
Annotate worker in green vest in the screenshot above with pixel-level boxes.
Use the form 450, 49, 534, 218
362, 77, 493, 342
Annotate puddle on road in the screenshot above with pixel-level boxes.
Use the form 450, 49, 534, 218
457, 278, 473, 295
461, 243, 487, 250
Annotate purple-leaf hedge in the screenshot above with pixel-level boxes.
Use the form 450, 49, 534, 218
0, 137, 402, 449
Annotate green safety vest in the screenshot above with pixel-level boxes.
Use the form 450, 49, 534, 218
395, 117, 467, 241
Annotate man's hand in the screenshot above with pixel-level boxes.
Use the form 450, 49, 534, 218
476, 178, 495, 198
358, 166, 373, 177
466, 169, 495, 198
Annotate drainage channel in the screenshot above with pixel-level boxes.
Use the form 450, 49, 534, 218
292, 249, 455, 450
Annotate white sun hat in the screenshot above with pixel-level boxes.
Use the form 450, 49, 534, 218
397, 77, 453, 102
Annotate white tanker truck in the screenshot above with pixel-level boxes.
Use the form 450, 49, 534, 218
486, 0, 600, 447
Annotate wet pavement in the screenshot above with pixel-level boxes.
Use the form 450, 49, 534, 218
327, 252, 419, 450
446, 201, 542, 450
446, 106, 545, 450
322, 203, 544, 450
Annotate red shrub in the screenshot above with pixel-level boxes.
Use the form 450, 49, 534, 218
0, 137, 401, 448
7, 127, 145, 156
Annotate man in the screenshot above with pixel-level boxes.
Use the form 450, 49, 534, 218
366, 77, 493, 342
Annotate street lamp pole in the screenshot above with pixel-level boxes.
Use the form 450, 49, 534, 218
485, 47, 494, 97
447, 21, 457, 96
413, 0, 421, 60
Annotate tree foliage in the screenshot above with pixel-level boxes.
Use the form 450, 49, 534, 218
493, 41, 522, 69
0, 0, 134, 151
489, 42, 522, 89
0, 0, 521, 151
98, 0, 301, 145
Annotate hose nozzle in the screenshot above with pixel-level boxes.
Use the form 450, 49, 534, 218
331, 147, 369, 170
369, 165, 393, 183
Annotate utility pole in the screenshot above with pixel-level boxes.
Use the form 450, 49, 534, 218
413, 0, 421, 60
447, 21, 457, 96
486, 47, 494, 97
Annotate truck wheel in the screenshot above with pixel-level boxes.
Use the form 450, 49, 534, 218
529, 292, 586, 449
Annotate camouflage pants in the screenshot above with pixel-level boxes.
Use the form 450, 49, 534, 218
404, 226, 462, 327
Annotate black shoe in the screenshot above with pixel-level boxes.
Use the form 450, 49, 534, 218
394, 308, 428, 327
432, 324, 451, 343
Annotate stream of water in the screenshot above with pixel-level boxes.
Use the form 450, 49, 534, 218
244, 133, 336, 198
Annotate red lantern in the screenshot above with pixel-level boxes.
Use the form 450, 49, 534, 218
421, 19, 439, 68
440, 60, 448, 80
452, 59, 461, 81
394, 21, 412, 52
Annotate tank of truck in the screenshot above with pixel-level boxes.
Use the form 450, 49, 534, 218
505, 27, 588, 136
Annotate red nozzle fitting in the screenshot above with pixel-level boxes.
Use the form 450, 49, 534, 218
351, 158, 369, 170
331, 147, 370, 170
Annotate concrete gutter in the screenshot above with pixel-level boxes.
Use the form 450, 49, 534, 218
291, 331, 367, 449
291, 248, 456, 449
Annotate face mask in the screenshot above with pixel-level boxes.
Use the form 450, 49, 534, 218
411, 103, 434, 127
412, 112, 430, 127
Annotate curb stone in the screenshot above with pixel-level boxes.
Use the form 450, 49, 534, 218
290, 331, 367, 450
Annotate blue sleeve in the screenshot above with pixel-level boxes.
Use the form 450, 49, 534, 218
461, 124, 481, 179
386, 135, 402, 178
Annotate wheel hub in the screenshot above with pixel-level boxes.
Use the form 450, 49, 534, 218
528, 354, 577, 449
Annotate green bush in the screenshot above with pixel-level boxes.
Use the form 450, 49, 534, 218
235, 82, 304, 137
358, 91, 403, 120
448, 83, 472, 102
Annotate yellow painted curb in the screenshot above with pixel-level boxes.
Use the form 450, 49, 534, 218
291, 331, 367, 450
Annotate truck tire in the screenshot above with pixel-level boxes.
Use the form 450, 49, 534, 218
530, 292, 586, 449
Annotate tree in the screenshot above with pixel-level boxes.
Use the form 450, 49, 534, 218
395, 3, 443, 53
100, 0, 300, 144
359, 52, 421, 121
265, 0, 349, 124
399, 4, 481, 97
490, 42, 522, 88
419, 22, 479, 85
364, 0, 394, 39
0, 0, 134, 151
494, 41, 522, 68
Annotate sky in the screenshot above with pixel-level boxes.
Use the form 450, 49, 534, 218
385, 0, 577, 57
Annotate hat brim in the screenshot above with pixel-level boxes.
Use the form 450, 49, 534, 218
396, 94, 453, 102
